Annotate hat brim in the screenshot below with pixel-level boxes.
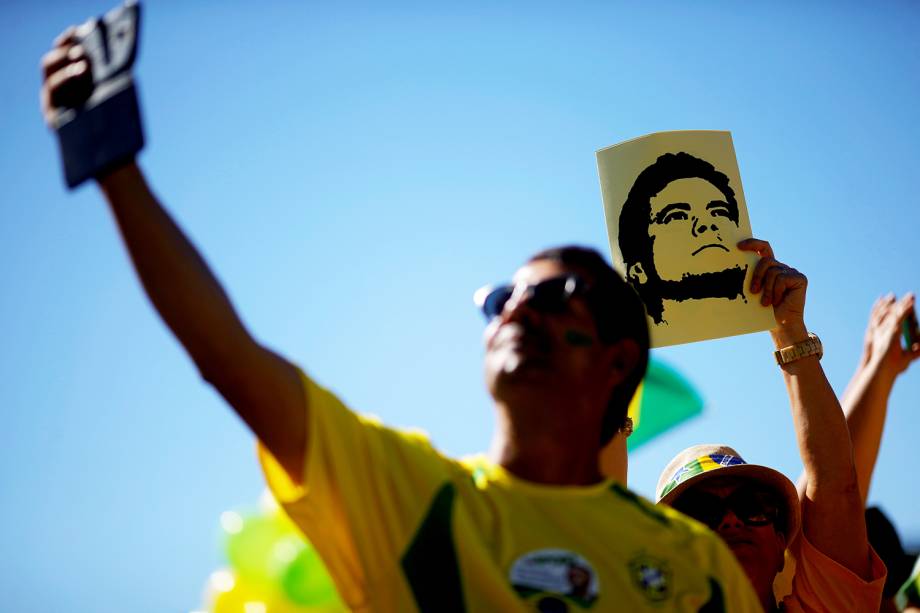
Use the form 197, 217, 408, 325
658, 463, 801, 542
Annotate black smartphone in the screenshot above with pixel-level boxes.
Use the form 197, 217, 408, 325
903, 306, 919, 349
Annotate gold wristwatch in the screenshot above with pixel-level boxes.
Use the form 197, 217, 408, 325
774, 333, 823, 366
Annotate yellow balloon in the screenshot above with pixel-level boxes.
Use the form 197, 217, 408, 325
204, 568, 345, 613
205, 569, 275, 613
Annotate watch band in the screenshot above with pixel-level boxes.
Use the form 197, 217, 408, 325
774, 333, 823, 366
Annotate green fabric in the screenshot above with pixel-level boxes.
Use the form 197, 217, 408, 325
657, 458, 706, 499
401, 483, 467, 613
628, 359, 704, 451
896, 559, 920, 611
610, 482, 671, 527
699, 577, 726, 613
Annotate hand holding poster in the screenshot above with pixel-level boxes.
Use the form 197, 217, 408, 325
596, 130, 774, 347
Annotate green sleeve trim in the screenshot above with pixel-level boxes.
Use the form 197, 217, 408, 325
698, 577, 726, 613
401, 483, 467, 613
610, 482, 671, 527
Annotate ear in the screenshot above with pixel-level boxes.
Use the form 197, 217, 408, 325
602, 337, 642, 389
627, 262, 648, 285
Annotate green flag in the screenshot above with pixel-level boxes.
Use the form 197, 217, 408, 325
626, 359, 704, 451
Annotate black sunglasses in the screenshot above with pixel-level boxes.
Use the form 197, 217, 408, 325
473, 275, 587, 321
672, 485, 782, 532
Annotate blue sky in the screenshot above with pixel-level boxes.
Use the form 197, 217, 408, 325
3, 1, 920, 611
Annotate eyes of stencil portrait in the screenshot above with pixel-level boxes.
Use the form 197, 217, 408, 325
647, 177, 739, 281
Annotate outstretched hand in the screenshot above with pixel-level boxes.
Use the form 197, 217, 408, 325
738, 238, 807, 331
861, 293, 920, 377
40, 27, 94, 126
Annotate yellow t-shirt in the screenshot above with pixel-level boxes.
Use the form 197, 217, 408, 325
259, 370, 762, 613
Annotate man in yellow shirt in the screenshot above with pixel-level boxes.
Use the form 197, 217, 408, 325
41, 11, 763, 612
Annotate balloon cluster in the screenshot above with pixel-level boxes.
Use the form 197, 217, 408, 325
196, 491, 347, 612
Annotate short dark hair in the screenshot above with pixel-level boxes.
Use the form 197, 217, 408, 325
618, 152, 740, 323
529, 245, 650, 445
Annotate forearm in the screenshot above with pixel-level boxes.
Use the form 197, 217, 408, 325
772, 324, 870, 576
98, 163, 254, 371
839, 360, 896, 505
98, 163, 308, 481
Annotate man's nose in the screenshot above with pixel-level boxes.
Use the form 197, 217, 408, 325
500, 287, 540, 325
691, 217, 718, 237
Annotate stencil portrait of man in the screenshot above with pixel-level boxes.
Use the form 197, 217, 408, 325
618, 152, 749, 326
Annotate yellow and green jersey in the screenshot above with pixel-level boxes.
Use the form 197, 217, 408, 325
259, 369, 762, 613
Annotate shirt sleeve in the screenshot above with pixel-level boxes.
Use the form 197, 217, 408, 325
257, 369, 453, 609
782, 534, 887, 613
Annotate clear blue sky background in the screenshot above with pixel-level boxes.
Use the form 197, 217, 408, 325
3, 1, 919, 611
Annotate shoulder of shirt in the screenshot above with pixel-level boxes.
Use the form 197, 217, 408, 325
299, 365, 464, 468
608, 483, 710, 533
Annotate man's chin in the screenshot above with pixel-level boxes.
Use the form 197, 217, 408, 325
657, 265, 747, 302
497, 354, 553, 379
488, 354, 556, 398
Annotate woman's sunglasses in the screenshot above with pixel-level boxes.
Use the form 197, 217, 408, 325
672, 485, 782, 532
474, 275, 587, 321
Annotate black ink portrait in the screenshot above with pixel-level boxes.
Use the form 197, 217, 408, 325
618, 152, 747, 325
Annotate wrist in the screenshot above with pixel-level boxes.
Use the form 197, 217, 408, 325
770, 320, 809, 349
774, 332, 823, 366
861, 354, 900, 386
97, 160, 142, 194
96, 157, 138, 186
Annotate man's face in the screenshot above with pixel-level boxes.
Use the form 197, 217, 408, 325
482, 259, 617, 407
646, 178, 739, 282
674, 477, 786, 592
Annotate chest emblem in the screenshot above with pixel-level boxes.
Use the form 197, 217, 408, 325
509, 548, 599, 609
628, 554, 671, 602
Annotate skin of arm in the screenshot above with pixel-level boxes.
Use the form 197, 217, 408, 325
42, 37, 308, 486
835, 294, 919, 505
739, 238, 871, 580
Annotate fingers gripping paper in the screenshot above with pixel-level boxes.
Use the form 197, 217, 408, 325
597, 131, 774, 348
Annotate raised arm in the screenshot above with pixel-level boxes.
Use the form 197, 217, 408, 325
838, 293, 919, 505
41, 28, 308, 484
739, 238, 870, 579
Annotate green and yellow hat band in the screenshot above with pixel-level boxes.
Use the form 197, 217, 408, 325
658, 454, 746, 500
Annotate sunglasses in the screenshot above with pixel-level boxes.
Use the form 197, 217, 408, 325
474, 275, 587, 321
672, 485, 782, 532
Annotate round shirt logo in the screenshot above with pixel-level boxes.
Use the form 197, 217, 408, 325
509, 549, 599, 609
628, 554, 671, 602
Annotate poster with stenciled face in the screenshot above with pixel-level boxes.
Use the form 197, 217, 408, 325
596, 130, 774, 348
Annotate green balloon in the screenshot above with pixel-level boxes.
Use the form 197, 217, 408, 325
223, 512, 293, 583
280, 542, 343, 607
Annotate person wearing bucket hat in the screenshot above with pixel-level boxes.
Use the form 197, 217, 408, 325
656, 239, 887, 612
656, 445, 801, 609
